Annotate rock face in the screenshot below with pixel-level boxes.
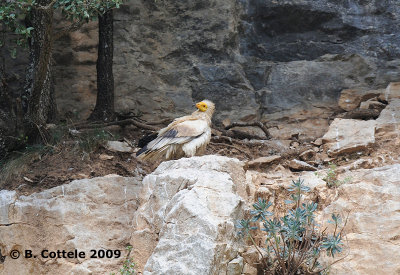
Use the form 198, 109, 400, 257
4, 0, 400, 125
131, 155, 248, 274
0, 175, 142, 275
322, 165, 400, 275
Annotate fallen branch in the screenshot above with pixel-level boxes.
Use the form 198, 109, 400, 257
74, 119, 160, 131
210, 142, 251, 158
224, 121, 271, 139
144, 118, 171, 125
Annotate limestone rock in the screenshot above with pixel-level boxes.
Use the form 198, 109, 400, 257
105, 141, 133, 153
131, 156, 249, 274
0, 175, 142, 275
288, 159, 317, 171
338, 88, 382, 111
322, 118, 376, 156
321, 164, 400, 275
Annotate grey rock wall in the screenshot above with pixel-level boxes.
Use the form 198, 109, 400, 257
3, 0, 400, 125
110, 0, 400, 123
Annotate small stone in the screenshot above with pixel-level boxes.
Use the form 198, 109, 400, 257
313, 138, 323, 146
288, 159, 317, 171
255, 186, 272, 198
359, 99, 386, 111
300, 149, 316, 161
241, 247, 262, 267
222, 118, 231, 128
99, 154, 114, 160
76, 173, 88, 179
290, 141, 300, 148
242, 263, 257, 275
211, 128, 223, 136
105, 141, 133, 153
227, 257, 244, 275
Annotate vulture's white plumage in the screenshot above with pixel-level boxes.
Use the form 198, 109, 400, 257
136, 100, 215, 161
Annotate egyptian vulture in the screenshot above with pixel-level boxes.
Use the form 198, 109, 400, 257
136, 100, 215, 161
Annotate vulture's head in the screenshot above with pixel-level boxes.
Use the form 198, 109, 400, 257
196, 100, 215, 115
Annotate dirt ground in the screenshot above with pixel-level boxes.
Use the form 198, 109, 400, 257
0, 123, 295, 196
2, 120, 398, 197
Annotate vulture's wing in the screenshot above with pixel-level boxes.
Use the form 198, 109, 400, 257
136, 119, 208, 159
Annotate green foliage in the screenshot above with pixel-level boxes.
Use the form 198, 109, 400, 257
55, 0, 123, 21
0, 0, 32, 56
0, 0, 123, 51
77, 128, 112, 153
315, 163, 352, 188
237, 178, 346, 274
111, 246, 136, 275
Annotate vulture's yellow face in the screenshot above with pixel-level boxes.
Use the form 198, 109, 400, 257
196, 101, 208, 112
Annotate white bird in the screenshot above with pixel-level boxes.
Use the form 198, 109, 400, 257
136, 100, 215, 161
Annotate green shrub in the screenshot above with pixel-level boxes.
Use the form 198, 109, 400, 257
111, 246, 136, 275
316, 163, 351, 188
237, 179, 346, 275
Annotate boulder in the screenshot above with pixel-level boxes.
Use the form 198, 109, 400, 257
0, 175, 143, 275
322, 118, 376, 156
131, 155, 249, 274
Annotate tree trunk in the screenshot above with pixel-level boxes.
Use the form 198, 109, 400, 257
24, 0, 56, 142
88, 9, 115, 122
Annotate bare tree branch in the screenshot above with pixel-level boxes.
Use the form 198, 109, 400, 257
225, 121, 271, 139
74, 119, 160, 131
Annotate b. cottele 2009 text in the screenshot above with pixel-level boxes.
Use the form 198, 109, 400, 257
24, 249, 122, 259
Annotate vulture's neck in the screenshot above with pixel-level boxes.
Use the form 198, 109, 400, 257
192, 109, 214, 125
